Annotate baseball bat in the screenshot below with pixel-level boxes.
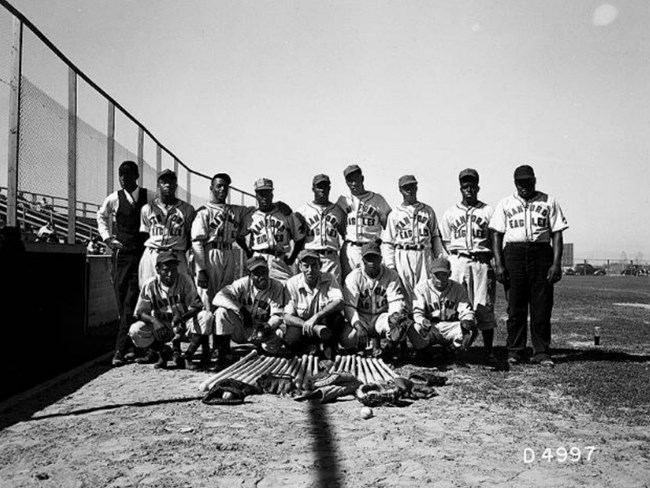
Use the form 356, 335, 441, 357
199, 350, 258, 391
285, 356, 300, 379
362, 357, 377, 384
369, 357, 392, 383
294, 354, 308, 389
238, 356, 275, 385
302, 355, 315, 390
311, 355, 319, 377
354, 355, 365, 384
376, 358, 398, 379
343, 354, 352, 375
282, 356, 298, 378
331, 355, 342, 373
271, 357, 289, 375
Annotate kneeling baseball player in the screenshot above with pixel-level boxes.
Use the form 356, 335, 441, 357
340, 240, 410, 359
129, 251, 214, 370
407, 257, 478, 360
211, 256, 287, 367
283, 249, 345, 359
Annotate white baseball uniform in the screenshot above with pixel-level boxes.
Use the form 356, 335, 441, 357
441, 201, 496, 330
336, 191, 392, 278
340, 265, 405, 349
138, 198, 195, 287
382, 202, 444, 310
296, 202, 346, 282
408, 279, 475, 350
241, 207, 305, 282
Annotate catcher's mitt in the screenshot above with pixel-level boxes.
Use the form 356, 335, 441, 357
202, 378, 261, 405
355, 383, 401, 408
257, 373, 296, 395
387, 311, 412, 344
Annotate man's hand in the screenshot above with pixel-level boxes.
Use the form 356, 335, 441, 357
152, 318, 173, 343
494, 264, 509, 284
104, 237, 123, 251
240, 307, 254, 329
354, 321, 369, 349
547, 264, 562, 284
197, 270, 209, 289
302, 315, 320, 337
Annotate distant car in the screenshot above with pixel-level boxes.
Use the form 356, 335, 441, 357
563, 267, 576, 276
573, 263, 606, 276
621, 265, 648, 276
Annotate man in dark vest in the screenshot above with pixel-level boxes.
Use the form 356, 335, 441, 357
97, 160, 152, 366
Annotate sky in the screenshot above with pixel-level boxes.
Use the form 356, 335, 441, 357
2, 0, 649, 261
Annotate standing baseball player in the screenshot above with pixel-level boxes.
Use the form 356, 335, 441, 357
129, 250, 214, 370
295, 174, 346, 283
97, 160, 152, 366
336, 165, 392, 279
212, 256, 287, 367
382, 174, 445, 311
191, 172, 254, 309
440, 168, 497, 363
340, 240, 408, 358
490, 165, 568, 367
408, 257, 477, 357
139, 169, 195, 288
239, 178, 305, 282
284, 249, 345, 359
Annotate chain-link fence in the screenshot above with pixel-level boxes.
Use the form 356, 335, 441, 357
0, 0, 254, 247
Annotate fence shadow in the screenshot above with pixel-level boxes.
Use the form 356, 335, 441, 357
308, 400, 344, 488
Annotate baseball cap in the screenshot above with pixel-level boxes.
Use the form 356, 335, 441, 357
156, 250, 180, 265
297, 249, 321, 262
361, 240, 382, 257
158, 169, 177, 181
459, 168, 479, 182
312, 174, 330, 186
246, 255, 268, 272
514, 165, 535, 180
398, 175, 417, 187
254, 178, 274, 191
343, 164, 362, 178
430, 257, 451, 274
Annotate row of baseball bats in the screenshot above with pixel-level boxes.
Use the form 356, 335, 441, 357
198, 351, 398, 393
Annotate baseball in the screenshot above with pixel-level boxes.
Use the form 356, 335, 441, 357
222, 391, 235, 401
360, 407, 373, 419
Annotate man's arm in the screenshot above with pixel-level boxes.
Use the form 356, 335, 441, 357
548, 231, 563, 284
492, 231, 507, 284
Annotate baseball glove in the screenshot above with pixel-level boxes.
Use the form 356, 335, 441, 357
294, 372, 362, 404
355, 383, 401, 408
257, 373, 296, 396
387, 311, 411, 344
201, 378, 262, 405
152, 319, 174, 343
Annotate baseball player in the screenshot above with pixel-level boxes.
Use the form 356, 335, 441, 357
129, 250, 214, 370
97, 160, 152, 367
191, 172, 254, 309
284, 249, 345, 359
340, 240, 407, 356
295, 174, 346, 283
239, 178, 305, 282
407, 257, 477, 358
440, 168, 497, 363
139, 169, 195, 288
212, 256, 287, 367
382, 174, 445, 311
336, 165, 392, 279
490, 165, 568, 367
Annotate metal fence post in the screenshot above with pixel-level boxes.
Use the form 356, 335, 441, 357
137, 126, 144, 187
67, 67, 78, 244
6, 16, 23, 228
107, 103, 115, 194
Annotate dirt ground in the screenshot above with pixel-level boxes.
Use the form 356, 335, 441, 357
0, 351, 648, 488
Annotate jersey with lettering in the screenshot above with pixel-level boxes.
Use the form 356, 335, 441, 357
191, 202, 252, 248
212, 276, 287, 325
242, 207, 305, 253
336, 191, 392, 243
441, 201, 494, 253
140, 198, 195, 251
489, 192, 568, 244
412, 279, 475, 326
285, 272, 343, 320
135, 272, 202, 323
296, 202, 345, 251
343, 266, 404, 327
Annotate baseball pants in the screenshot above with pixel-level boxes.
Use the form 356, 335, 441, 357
394, 248, 433, 312
214, 308, 284, 344
254, 253, 294, 282
129, 310, 214, 349
448, 254, 497, 330
138, 247, 190, 288
504, 242, 554, 361
407, 320, 463, 350
196, 248, 238, 309
340, 242, 364, 279
339, 312, 391, 350
111, 249, 143, 355
318, 251, 342, 284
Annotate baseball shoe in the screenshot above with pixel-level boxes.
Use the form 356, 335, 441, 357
507, 356, 521, 365
135, 349, 158, 364
173, 351, 185, 369
531, 356, 555, 368
111, 352, 127, 367
154, 347, 173, 369
484, 353, 498, 366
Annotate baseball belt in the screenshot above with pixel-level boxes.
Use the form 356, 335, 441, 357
345, 240, 365, 247
210, 241, 233, 250
314, 248, 338, 255
255, 248, 285, 257
449, 250, 492, 263
394, 243, 425, 251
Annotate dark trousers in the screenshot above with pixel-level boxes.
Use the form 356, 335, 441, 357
112, 250, 142, 355
503, 243, 554, 360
